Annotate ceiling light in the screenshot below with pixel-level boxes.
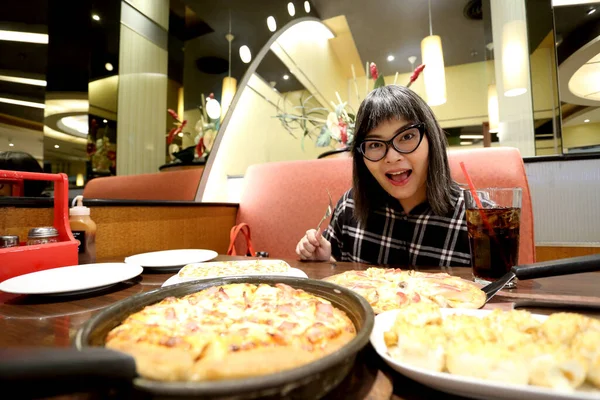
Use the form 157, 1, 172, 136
178, 132, 183, 137
460, 134, 485, 140
0, 29, 48, 44
460, 141, 473, 146
206, 96, 221, 120
76, 174, 84, 187
8, 143, 14, 147
0, 74, 46, 87
54, 144, 60, 149
0, 96, 45, 109
421, 0, 447, 106
421, 35, 447, 106
587, 8, 596, 15
103, 119, 108, 123
92, 14, 100, 21
387, 55, 395, 62
239, 45, 252, 63
267, 16, 277, 32
501, 20, 528, 97
487, 84, 499, 133
105, 62, 114, 71
584, 119, 590, 123
60, 115, 89, 135
288, 2, 296, 16
304, 1, 310, 12
283, 74, 290, 80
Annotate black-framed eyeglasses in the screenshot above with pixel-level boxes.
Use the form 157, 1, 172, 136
358, 123, 426, 162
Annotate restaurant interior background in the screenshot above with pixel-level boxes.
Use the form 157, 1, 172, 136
0, 0, 598, 251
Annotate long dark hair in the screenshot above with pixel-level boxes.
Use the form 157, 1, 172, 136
351, 85, 455, 223
0, 151, 47, 196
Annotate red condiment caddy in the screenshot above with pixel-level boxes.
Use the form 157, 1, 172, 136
0, 170, 79, 282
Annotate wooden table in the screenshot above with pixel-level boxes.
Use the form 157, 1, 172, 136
1, 256, 599, 399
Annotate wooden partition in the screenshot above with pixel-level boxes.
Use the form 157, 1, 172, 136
0, 203, 238, 260
1, 201, 597, 263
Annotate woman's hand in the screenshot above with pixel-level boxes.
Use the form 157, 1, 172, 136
295, 229, 332, 261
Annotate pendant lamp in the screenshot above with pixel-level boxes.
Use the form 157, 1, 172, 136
501, 20, 528, 97
420, 0, 447, 106
221, 11, 237, 121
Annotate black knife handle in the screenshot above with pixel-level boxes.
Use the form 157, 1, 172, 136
512, 253, 600, 280
0, 347, 136, 398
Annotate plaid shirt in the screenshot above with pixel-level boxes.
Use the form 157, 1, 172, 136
323, 187, 471, 267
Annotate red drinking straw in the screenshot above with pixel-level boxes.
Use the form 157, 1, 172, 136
459, 162, 485, 210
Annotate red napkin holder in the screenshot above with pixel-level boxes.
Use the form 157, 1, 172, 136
0, 170, 79, 282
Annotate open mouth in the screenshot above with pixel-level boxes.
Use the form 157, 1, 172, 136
386, 170, 412, 185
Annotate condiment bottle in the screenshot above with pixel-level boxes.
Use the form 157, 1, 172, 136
69, 195, 97, 264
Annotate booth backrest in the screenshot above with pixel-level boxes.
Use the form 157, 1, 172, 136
237, 147, 535, 264
83, 168, 203, 201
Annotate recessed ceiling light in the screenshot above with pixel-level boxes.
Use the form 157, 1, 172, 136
288, 2, 296, 16
105, 62, 114, 71
304, 1, 310, 13
387, 55, 395, 62
9, 143, 14, 147
103, 119, 108, 123
587, 8, 596, 15
267, 16, 277, 32
92, 14, 100, 21
0, 74, 46, 87
239, 45, 252, 63
54, 144, 60, 149
283, 74, 290, 80
584, 119, 590, 123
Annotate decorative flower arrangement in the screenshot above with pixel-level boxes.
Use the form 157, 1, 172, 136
166, 93, 220, 163
87, 118, 116, 174
275, 62, 425, 149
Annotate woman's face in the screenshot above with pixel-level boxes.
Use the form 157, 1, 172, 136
363, 118, 429, 212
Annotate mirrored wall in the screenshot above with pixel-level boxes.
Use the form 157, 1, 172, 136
1, 0, 599, 201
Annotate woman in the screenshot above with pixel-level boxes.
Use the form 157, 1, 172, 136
0, 151, 47, 197
295, 85, 471, 267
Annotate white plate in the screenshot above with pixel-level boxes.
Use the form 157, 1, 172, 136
124, 249, 218, 269
162, 268, 309, 287
0, 263, 143, 296
370, 308, 600, 400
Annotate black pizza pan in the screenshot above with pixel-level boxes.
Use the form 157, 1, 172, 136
3, 276, 374, 399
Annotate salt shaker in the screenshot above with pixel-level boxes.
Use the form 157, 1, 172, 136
27, 227, 59, 245
0, 235, 19, 248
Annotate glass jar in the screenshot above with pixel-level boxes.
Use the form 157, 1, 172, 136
0, 235, 19, 248
27, 227, 59, 245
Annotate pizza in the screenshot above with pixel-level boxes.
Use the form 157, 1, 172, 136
323, 267, 486, 313
384, 303, 600, 391
104, 283, 356, 382
177, 260, 290, 279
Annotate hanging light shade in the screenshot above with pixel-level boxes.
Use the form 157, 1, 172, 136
487, 84, 499, 133
221, 76, 237, 121
501, 20, 528, 97
421, 35, 447, 106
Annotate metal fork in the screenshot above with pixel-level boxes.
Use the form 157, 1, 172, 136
316, 189, 333, 232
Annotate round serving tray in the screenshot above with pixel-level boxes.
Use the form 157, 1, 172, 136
74, 275, 375, 399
